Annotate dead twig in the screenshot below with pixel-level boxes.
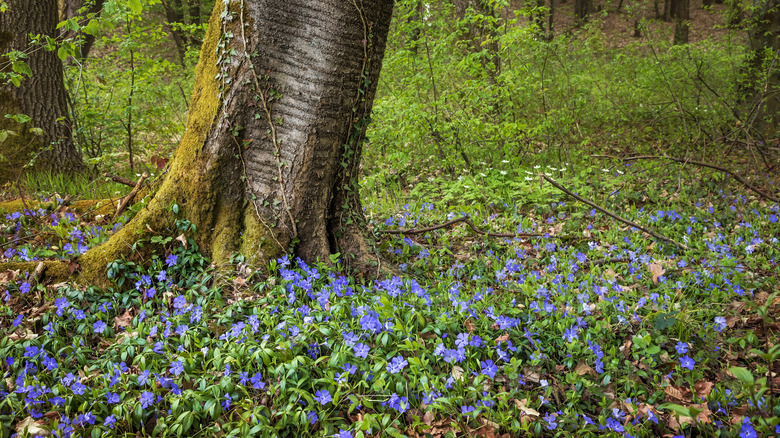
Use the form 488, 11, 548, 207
541, 175, 689, 250
591, 154, 779, 203
104, 173, 140, 188
113, 172, 148, 220
377, 216, 546, 239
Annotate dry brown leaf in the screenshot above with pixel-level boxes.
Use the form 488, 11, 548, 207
423, 411, 435, 426
664, 384, 691, 403
575, 361, 597, 377
465, 318, 476, 333
15, 417, 50, 437
694, 380, 714, 399
176, 233, 188, 248
495, 333, 509, 343
114, 309, 133, 329
451, 366, 464, 381
513, 398, 539, 417
648, 263, 665, 285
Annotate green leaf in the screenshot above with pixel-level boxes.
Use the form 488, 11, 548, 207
654, 312, 679, 331
659, 403, 691, 418
57, 46, 68, 61
729, 367, 754, 386
128, 0, 143, 14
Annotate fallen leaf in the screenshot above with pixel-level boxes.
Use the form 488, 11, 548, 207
114, 309, 133, 329
664, 384, 691, 403
464, 318, 476, 333
575, 361, 597, 377
423, 411, 435, 426
694, 380, 713, 399
15, 417, 50, 436
513, 398, 539, 417
648, 263, 665, 285
495, 333, 509, 343
176, 233, 188, 248
452, 366, 464, 381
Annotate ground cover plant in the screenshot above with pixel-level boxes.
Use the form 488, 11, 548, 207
1, 158, 778, 437
2, 0, 780, 437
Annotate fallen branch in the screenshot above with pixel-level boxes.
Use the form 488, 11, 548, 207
541, 175, 689, 250
377, 216, 546, 239
591, 154, 779, 203
105, 173, 140, 188
114, 172, 148, 219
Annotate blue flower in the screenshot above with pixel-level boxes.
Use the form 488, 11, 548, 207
543, 412, 557, 430
106, 392, 120, 404
169, 360, 184, 376
12, 314, 23, 327
93, 321, 107, 334
307, 411, 318, 425
104, 414, 116, 428
714, 316, 727, 332
675, 342, 688, 354
140, 391, 154, 409
334, 429, 352, 438
314, 389, 332, 405
739, 417, 757, 438
680, 355, 695, 371
353, 343, 369, 359
480, 360, 498, 379
387, 356, 408, 374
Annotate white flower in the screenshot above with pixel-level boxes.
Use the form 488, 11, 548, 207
501, 160, 509, 163
500, 171, 507, 175
534, 165, 541, 169
525, 177, 533, 181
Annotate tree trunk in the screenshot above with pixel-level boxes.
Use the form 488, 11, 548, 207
0, 0, 86, 183
161, 0, 188, 65
673, 0, 689, 44
60, 0, 105, 59
663, 0, 672, 21
75, 0, 395, 285
575, 0, 591, 25
745, 0, 780, 137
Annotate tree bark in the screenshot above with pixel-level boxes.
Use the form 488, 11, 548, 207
161, 0, 187, 65
744, 0, 780, 137
673, 0, 689, 45
60, 0, 105, 59
0, 0, 86, 183
73, 0, 395, 285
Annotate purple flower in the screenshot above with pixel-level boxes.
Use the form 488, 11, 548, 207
138, 370, 150, 385
739, 417, 757, 438
139, 391, 154, 409
93, 320, 107, 334
543, 412, 557, 430
387, 356, 408, 374
169, 360, 184, 376
314, 389, 332, 405
106, 392, 120, 404
307, 411, 318, 425
104, 414, 116, 428
680, 355, 695, 371
480, 360, 497, 379
12, 314, 23, 328
714, 316, 727, 332
19, 282, 31, 294
166, 254, 178, 267
675, 342, 688, 354
334, 430, 352, 438
353, 343, 369, 359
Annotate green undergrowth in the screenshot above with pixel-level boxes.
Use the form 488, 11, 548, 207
1, 160, 778, 437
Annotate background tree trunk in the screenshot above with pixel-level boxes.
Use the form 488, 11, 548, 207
77, 0, 395, 284
673, 0, 690, 44
60, 0, 104, 59
0, 0, 85, 183
575, 0, 591, 25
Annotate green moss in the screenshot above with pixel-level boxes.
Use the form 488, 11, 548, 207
0, 198, 120, 216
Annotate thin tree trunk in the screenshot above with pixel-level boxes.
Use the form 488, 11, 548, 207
673, 0, 689, 44
0, 0, 85, 183
161, 0, 187, 65
76, 0, 395, 284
